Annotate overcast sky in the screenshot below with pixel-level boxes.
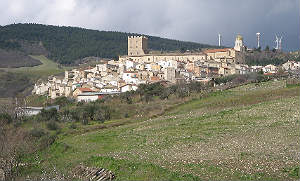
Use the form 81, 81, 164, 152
0, 0, 299, 51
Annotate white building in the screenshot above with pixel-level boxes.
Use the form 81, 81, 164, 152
282, 61, 300, 70
120, 84, 138, 93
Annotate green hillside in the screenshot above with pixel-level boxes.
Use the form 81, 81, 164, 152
18, 80, 300, 180
0, 23, 216, 65
0, 55, 70, 98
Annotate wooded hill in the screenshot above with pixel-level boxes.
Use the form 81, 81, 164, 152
0, 23, 216, 65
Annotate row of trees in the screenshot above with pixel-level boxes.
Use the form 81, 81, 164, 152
246, 57, 287, 66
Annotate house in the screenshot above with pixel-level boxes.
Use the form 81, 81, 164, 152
122, 71, 139, 84
32, 83, 49, 95
77, 92, 120, 102
77, 93, 103, 102
73, 87, 94, 97
120, 84, 138, 93
263, 64, 277, 74
100, 85, 119, 93
282, 61, 300, 71
250, 66, 263, 73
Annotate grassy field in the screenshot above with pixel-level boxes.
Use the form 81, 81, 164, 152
22, 80, 300, 180
10, 55, 67, 78
0, 55, 71, 80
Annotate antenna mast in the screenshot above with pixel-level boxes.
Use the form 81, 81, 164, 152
218, 34, 222, 47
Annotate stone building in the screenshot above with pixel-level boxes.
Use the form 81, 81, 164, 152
128, 36, 148, 56
164, 67, 176, 83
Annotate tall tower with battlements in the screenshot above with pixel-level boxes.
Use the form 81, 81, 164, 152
128, 36, 148, 56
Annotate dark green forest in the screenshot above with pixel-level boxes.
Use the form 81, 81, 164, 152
0, 23, 215, 65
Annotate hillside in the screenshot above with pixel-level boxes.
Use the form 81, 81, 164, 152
0, 23, 216, 65
0, 55, 69, 98
245, 50, 295, 66
14, 80, 300, 180
0, 49, 42, 68
0, 70, 32, 97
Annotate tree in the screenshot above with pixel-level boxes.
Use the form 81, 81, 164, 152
265, 45, 270, 51
255, 47, 261, 52
180, 47, 186, 53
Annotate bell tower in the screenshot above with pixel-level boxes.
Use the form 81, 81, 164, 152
234, 34, 244, 52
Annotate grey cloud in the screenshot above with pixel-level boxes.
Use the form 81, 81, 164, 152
0, 0, 299, 51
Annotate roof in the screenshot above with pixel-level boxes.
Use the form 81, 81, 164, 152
120, 84, 138, 88
78, 87, 93, 92
204, 48, 231, 54
150, 76, 160, 81
78, 92, 120, 96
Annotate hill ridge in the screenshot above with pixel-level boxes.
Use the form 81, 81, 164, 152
0, 23, 216, 65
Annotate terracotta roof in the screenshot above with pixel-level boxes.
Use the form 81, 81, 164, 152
204, 48, 231, 53
150, 76, 160, 81
78, 88, 93, 92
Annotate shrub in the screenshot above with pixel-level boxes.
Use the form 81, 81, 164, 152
124, 113, 130, 118
176, 85, 190, 98
94, 111, 104, 123
39, 135, 56, 149
160, 88, 171, 100
69, 123, 77, 129
138, 83, 164, 102
70, 109, 81, 122
46, 121, 59, 130
83, 103, 98, 121
188, 81, 203, 93
103, 106, 111, 121
214, 75, 238, 85
53, 96, 74, 106
30, 127, 46, 138
40, 108, 58, 121
0, 112, 12, 124
121, 92, 133, 104
81, 119, 88, 125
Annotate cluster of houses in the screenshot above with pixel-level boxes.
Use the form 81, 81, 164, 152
32, 35, 299, 102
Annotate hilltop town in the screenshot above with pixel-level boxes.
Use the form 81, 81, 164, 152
32, 35, 299, 102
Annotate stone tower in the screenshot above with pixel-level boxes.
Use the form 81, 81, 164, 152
234, 34, 244, 52
128, 36, 148, 56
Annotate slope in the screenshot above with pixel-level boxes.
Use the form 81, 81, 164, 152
22, 80, 300, 180
0, 23, 216, 65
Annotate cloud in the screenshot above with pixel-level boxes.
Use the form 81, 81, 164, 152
0, 0, 299, 50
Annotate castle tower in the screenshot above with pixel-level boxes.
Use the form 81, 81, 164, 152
128, 36, 148, 56
234, 34, 244, 52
